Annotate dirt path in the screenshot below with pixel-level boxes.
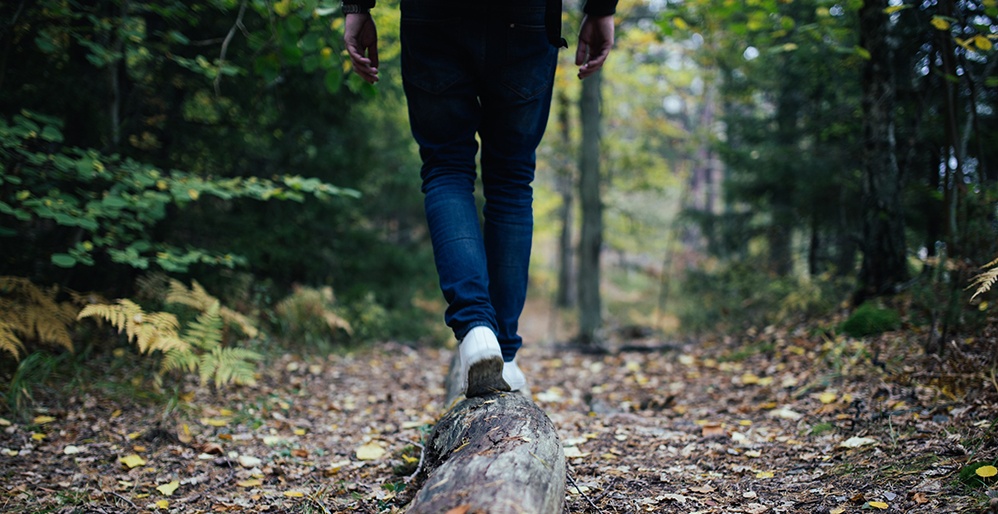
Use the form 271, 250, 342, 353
1, 319, 995, 513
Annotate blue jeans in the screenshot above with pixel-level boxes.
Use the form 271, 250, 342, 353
401, 0, 558, 361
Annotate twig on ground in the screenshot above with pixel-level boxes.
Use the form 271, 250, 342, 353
567, 466, 604, 514
405, 441, 426, 483
107, 491, 138, 510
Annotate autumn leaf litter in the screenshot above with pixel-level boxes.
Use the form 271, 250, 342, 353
1, 324, 996, 513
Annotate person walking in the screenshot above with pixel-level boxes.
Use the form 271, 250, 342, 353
344, 0, 616, 397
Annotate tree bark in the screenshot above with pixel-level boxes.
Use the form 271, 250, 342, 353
577, 73, 603, 348
555, 91, 576, 309
406, 353, 565, 514
857, 0, 907, 300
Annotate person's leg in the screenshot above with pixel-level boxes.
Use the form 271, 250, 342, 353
478, 4, 558, 364
401, 0, 494, 341
401, 0, 509, 395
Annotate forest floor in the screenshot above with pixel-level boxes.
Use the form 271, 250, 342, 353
2, 301, 997, 513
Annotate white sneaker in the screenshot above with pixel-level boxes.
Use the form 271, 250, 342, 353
502, 358, 527, 393
459, 326, 510, 397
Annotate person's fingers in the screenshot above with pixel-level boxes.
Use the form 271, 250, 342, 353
575, 39, 589, 67
368, 44, 379, 71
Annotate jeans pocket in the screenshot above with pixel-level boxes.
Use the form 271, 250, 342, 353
401, 18, 465, 95
501, 23, 557, 100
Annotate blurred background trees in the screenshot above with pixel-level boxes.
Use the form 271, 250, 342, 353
1, 0, 995, 399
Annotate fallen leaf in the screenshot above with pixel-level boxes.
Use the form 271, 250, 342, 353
912, 492, 929, 504
283, 491, 304, 497
119, 454, 147, 469
868, 501, 889, 509
31, 432, 46, 441
769, 407, 803, 420
355, 441, 386, 461
839, 436, 877, 448
756, 471, 775, 479
976, 465, 997, 478
201, 418, 228, 427
238, 455, 263, 468
689, 484, 716, 493
63, 445, 83, 455
293, 428, 306, 436
0, 418, 11, 426
818, 391, 838, 404
564, 446, 589, 458
702, 422, 725, 437
127, 431, 142, 440
155, 499, 169, 509
237, 479, 263, 488
33, 415, 56, 425
445, 506, 470, 514
156, 480, 179, 496
291, 449, 308, 458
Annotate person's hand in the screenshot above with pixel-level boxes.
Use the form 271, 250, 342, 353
344, 12, 379, 83
575, 14, 614, 80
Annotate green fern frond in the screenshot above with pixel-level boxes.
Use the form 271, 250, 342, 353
200, 347, 261, 387
969, 260, 998, 301
0, 321, 26, 360
160, 347, 199, 375
166, 279, 259, 338
184, 304, 224, 351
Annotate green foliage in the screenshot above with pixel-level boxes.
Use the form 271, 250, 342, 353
3, 351, 68, 414
0, 112, 357, 274
677, 261, 843, 334
840, 303, 901, 338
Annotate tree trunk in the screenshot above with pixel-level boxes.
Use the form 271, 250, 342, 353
405, 353, 565, 514
577, 73, 603, 348
555, 91, 575, 309
857, 0, 907, 300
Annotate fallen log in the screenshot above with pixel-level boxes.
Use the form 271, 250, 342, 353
405, 353, 565, 514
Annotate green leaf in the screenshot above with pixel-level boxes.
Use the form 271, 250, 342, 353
51, 254, 77, 268
39, 125, 64, 142
854, 46, 871, 60
325, 68, 343, 94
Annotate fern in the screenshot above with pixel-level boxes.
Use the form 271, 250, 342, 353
159, 302, 261, 387
77, 300, 187, 354
969, 257, 998, 301
166, 279, 259, 338
0, 321, 26, 360
0, 276, 77, 359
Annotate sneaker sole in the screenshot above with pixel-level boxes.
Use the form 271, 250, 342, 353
466, 355, 510, 397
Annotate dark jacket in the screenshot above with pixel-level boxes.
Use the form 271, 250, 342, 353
342, 0, 619, 47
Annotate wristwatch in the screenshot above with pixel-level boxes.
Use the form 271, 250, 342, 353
342, 0, 375, 14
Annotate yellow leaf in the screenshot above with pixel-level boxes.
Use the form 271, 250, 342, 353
156, 480, 179, 496
883, 4, 907, 13
819, 391, 837, 404
402, 454, 419, 464
201, 418, 228, 427
977, 465, 998, 478
283, 491, 305, 497
673, 17, 689, 30
119, 454, 147, 469
868, 501, 889, 509
973, 34, 993, 51
127, 431, 142, 440
274, 0, 291, 17
356, 441, 386, 461
741, 373, 760, 385
930, 16, 951, 30
955, 38, 973, 51
111, 409, 122, 418
220, 408, 234, 416
32, 415, 56, 425
237, 479, 263, 487
155, 500, 169, 509
31, 432, 46, 441
294, 428, 306, 436
756, 471, 775, 479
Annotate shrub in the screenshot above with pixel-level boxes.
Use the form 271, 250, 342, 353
840, 302, 901, 337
